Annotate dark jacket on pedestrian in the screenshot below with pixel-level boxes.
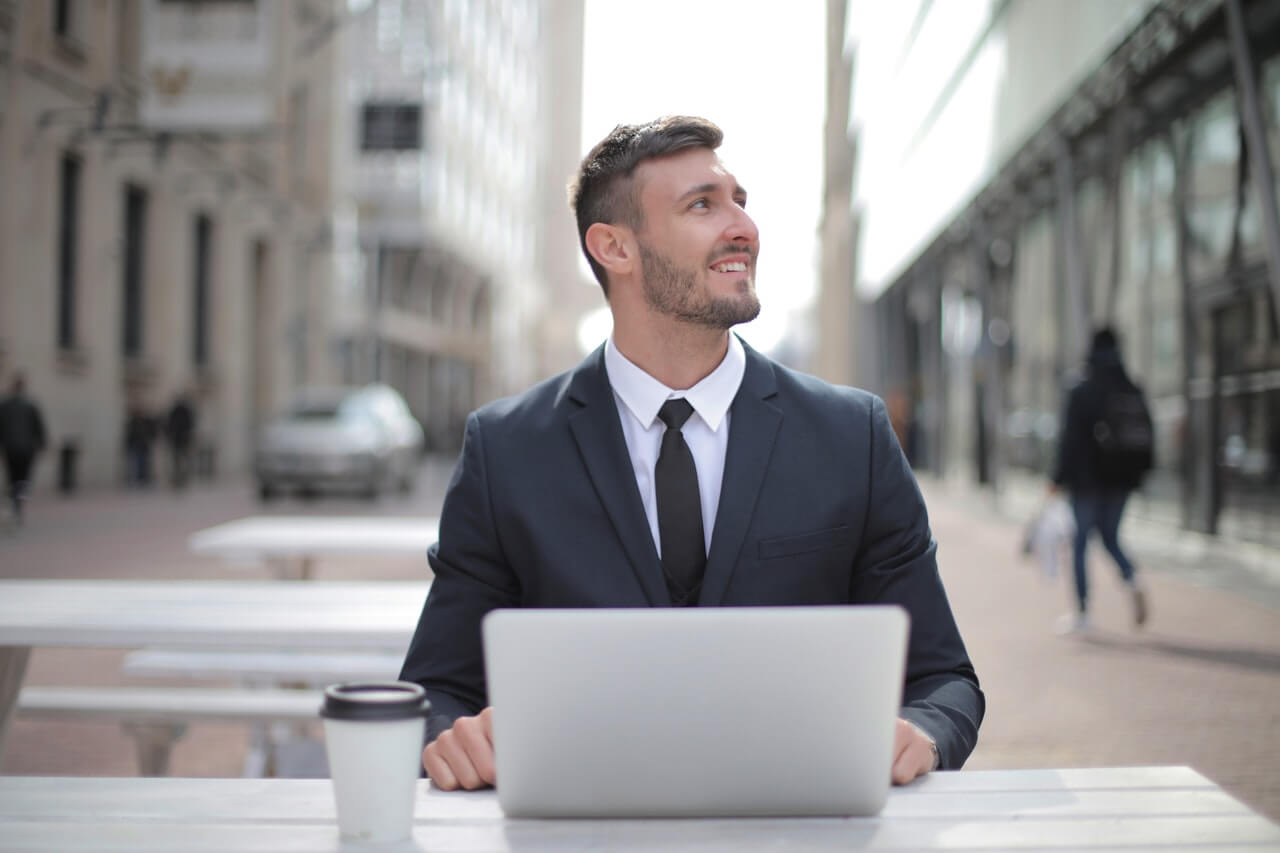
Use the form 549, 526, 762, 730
166, 398, 196, 449
124, 410, 156, 451
1052, 333, 1153, 494
0, 389, 47, 459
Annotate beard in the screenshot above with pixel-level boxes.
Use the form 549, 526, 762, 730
637, 242, 761, 329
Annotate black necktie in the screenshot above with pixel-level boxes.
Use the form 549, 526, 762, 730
656, 398, 705, 606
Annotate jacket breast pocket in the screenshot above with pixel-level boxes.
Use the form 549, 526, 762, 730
757, 525, 853, 560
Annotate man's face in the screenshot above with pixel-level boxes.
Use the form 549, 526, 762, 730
631, 147, 761, 329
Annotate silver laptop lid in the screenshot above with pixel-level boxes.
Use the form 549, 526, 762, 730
483, 605, 909, 818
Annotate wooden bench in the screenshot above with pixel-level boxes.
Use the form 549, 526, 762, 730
121, 647, 406, 687
17, 686, 324, 777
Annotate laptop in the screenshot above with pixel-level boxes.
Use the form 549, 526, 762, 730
482, 605, 909, 818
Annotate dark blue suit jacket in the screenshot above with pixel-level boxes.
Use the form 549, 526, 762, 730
400, 339, 983, 768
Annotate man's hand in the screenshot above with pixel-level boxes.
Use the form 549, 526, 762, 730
422, 707, 496, 790
891, 718, 938, 785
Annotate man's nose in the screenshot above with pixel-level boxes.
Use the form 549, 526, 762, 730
725, 205, 759, 246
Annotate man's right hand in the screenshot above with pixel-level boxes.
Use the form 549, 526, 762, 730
422, 707, 495, 790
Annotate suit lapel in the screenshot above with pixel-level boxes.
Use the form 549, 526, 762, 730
699, 342, 781, 606
566, 347, 669, 606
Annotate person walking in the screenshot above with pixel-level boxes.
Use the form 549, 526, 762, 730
165, 391, 197, 489
123, 403, 157, 488
1051, 327, 1154, 633
0, 374, 48, 527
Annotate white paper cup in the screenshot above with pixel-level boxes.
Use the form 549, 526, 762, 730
321, 681, 430, 843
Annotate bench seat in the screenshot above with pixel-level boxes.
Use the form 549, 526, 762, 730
121, 648, 405, 686
17, 686, 324, 776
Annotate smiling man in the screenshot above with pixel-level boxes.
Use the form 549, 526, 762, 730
399, 116, 983, 791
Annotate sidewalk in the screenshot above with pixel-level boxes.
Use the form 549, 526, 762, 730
918, 476, 1280, 823
1, 465, 1277, 822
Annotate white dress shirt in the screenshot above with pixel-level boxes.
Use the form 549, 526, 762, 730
603, 335, 746, 557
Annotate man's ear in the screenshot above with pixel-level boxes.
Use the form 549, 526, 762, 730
584, 222, 635, 277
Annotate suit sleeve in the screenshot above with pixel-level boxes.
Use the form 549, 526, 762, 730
398, 412, 521, 742
849, 396, 984, 769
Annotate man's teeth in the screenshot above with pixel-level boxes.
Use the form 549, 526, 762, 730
713, 261, 747, 272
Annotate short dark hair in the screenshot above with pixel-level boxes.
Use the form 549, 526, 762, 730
1090, 327, 1119, 354
568, 116, 723, 295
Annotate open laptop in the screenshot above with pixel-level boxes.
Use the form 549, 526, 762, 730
482, 605, 909, 818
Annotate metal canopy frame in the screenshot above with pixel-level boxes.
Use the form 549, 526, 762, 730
893, 0, 1280, 287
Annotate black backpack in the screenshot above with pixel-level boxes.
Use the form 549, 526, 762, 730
1091, 385, 1154, 487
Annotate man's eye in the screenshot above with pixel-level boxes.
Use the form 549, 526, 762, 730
690, 198, 709, 209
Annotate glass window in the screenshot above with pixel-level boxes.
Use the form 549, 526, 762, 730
1120, 141, 1183, 400
1006, 211, 1059, 472
56, 152, 81, 350
121, 184, 148, 358
1184, 90, 1244, 282
361, 102, 422, 151
192, 213, 213, 367
1075, 176, 1112, 326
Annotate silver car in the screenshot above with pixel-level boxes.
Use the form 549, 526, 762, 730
254, 384, 424, 500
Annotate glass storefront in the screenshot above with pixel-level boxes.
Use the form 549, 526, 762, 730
877, 9, 1280, 548
1005, 213, 1060, 474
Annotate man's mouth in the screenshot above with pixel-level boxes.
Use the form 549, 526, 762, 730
711, 260, 749, 273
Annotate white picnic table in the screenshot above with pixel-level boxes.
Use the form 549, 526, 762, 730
188, 515, 440, 579
1, 766, 1276, 851
0, 579, 429, 757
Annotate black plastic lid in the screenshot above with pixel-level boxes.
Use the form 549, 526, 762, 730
320, 681, 431, 721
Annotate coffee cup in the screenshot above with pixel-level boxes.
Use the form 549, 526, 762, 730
321, 681, 431, 843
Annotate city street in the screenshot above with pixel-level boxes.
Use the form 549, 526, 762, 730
1, 458, 1277, 822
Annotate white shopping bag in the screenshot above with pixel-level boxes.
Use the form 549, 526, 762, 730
1021, 497, 1075, 579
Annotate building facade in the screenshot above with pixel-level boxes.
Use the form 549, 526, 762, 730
0, 0, 348, 491
337, 0, 586, 452
846, 0, 1280, 547
0, 0, 588, 490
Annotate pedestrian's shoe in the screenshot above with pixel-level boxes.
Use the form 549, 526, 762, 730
1131, 585, 1148, 628
1055, 611, 1091, 635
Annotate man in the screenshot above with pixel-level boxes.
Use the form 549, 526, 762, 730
400, 116, 983, 791
123, 402, 157, 488
1051, 327, 1153, 634
0, 374, 48, 526
165, 391, 196, 489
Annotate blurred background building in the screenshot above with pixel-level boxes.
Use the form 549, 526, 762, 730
835, 0, 1280, 550
336, 0, 586, 452
0, 0, 587, 489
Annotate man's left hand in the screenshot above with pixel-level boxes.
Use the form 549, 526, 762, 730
891, 718, 938, 785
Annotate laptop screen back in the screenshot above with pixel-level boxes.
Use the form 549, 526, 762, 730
482, 605, 909, 818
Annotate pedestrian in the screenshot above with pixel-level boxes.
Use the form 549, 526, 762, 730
0, 373, 48, 527
399, 116, 983, 791
123, 403, 157, 488
165, 391, 197, 489
1050, 327, 1154, 633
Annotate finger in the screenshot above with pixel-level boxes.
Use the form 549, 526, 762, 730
435, 726, 486, 790
891, 741, 931, 785
440, 732, 483, 788
891, 746, 922, 785
892, 719, 912, 762
423, 742, 459, 791
454, 714, 497, 786
890, 720, 928, 785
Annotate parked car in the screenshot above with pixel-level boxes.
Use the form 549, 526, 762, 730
254, 384, 424, 500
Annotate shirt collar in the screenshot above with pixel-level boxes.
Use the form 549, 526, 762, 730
604, 334, 745, 432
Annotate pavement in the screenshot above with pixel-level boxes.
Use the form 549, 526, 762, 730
1, 458, 1277, 823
